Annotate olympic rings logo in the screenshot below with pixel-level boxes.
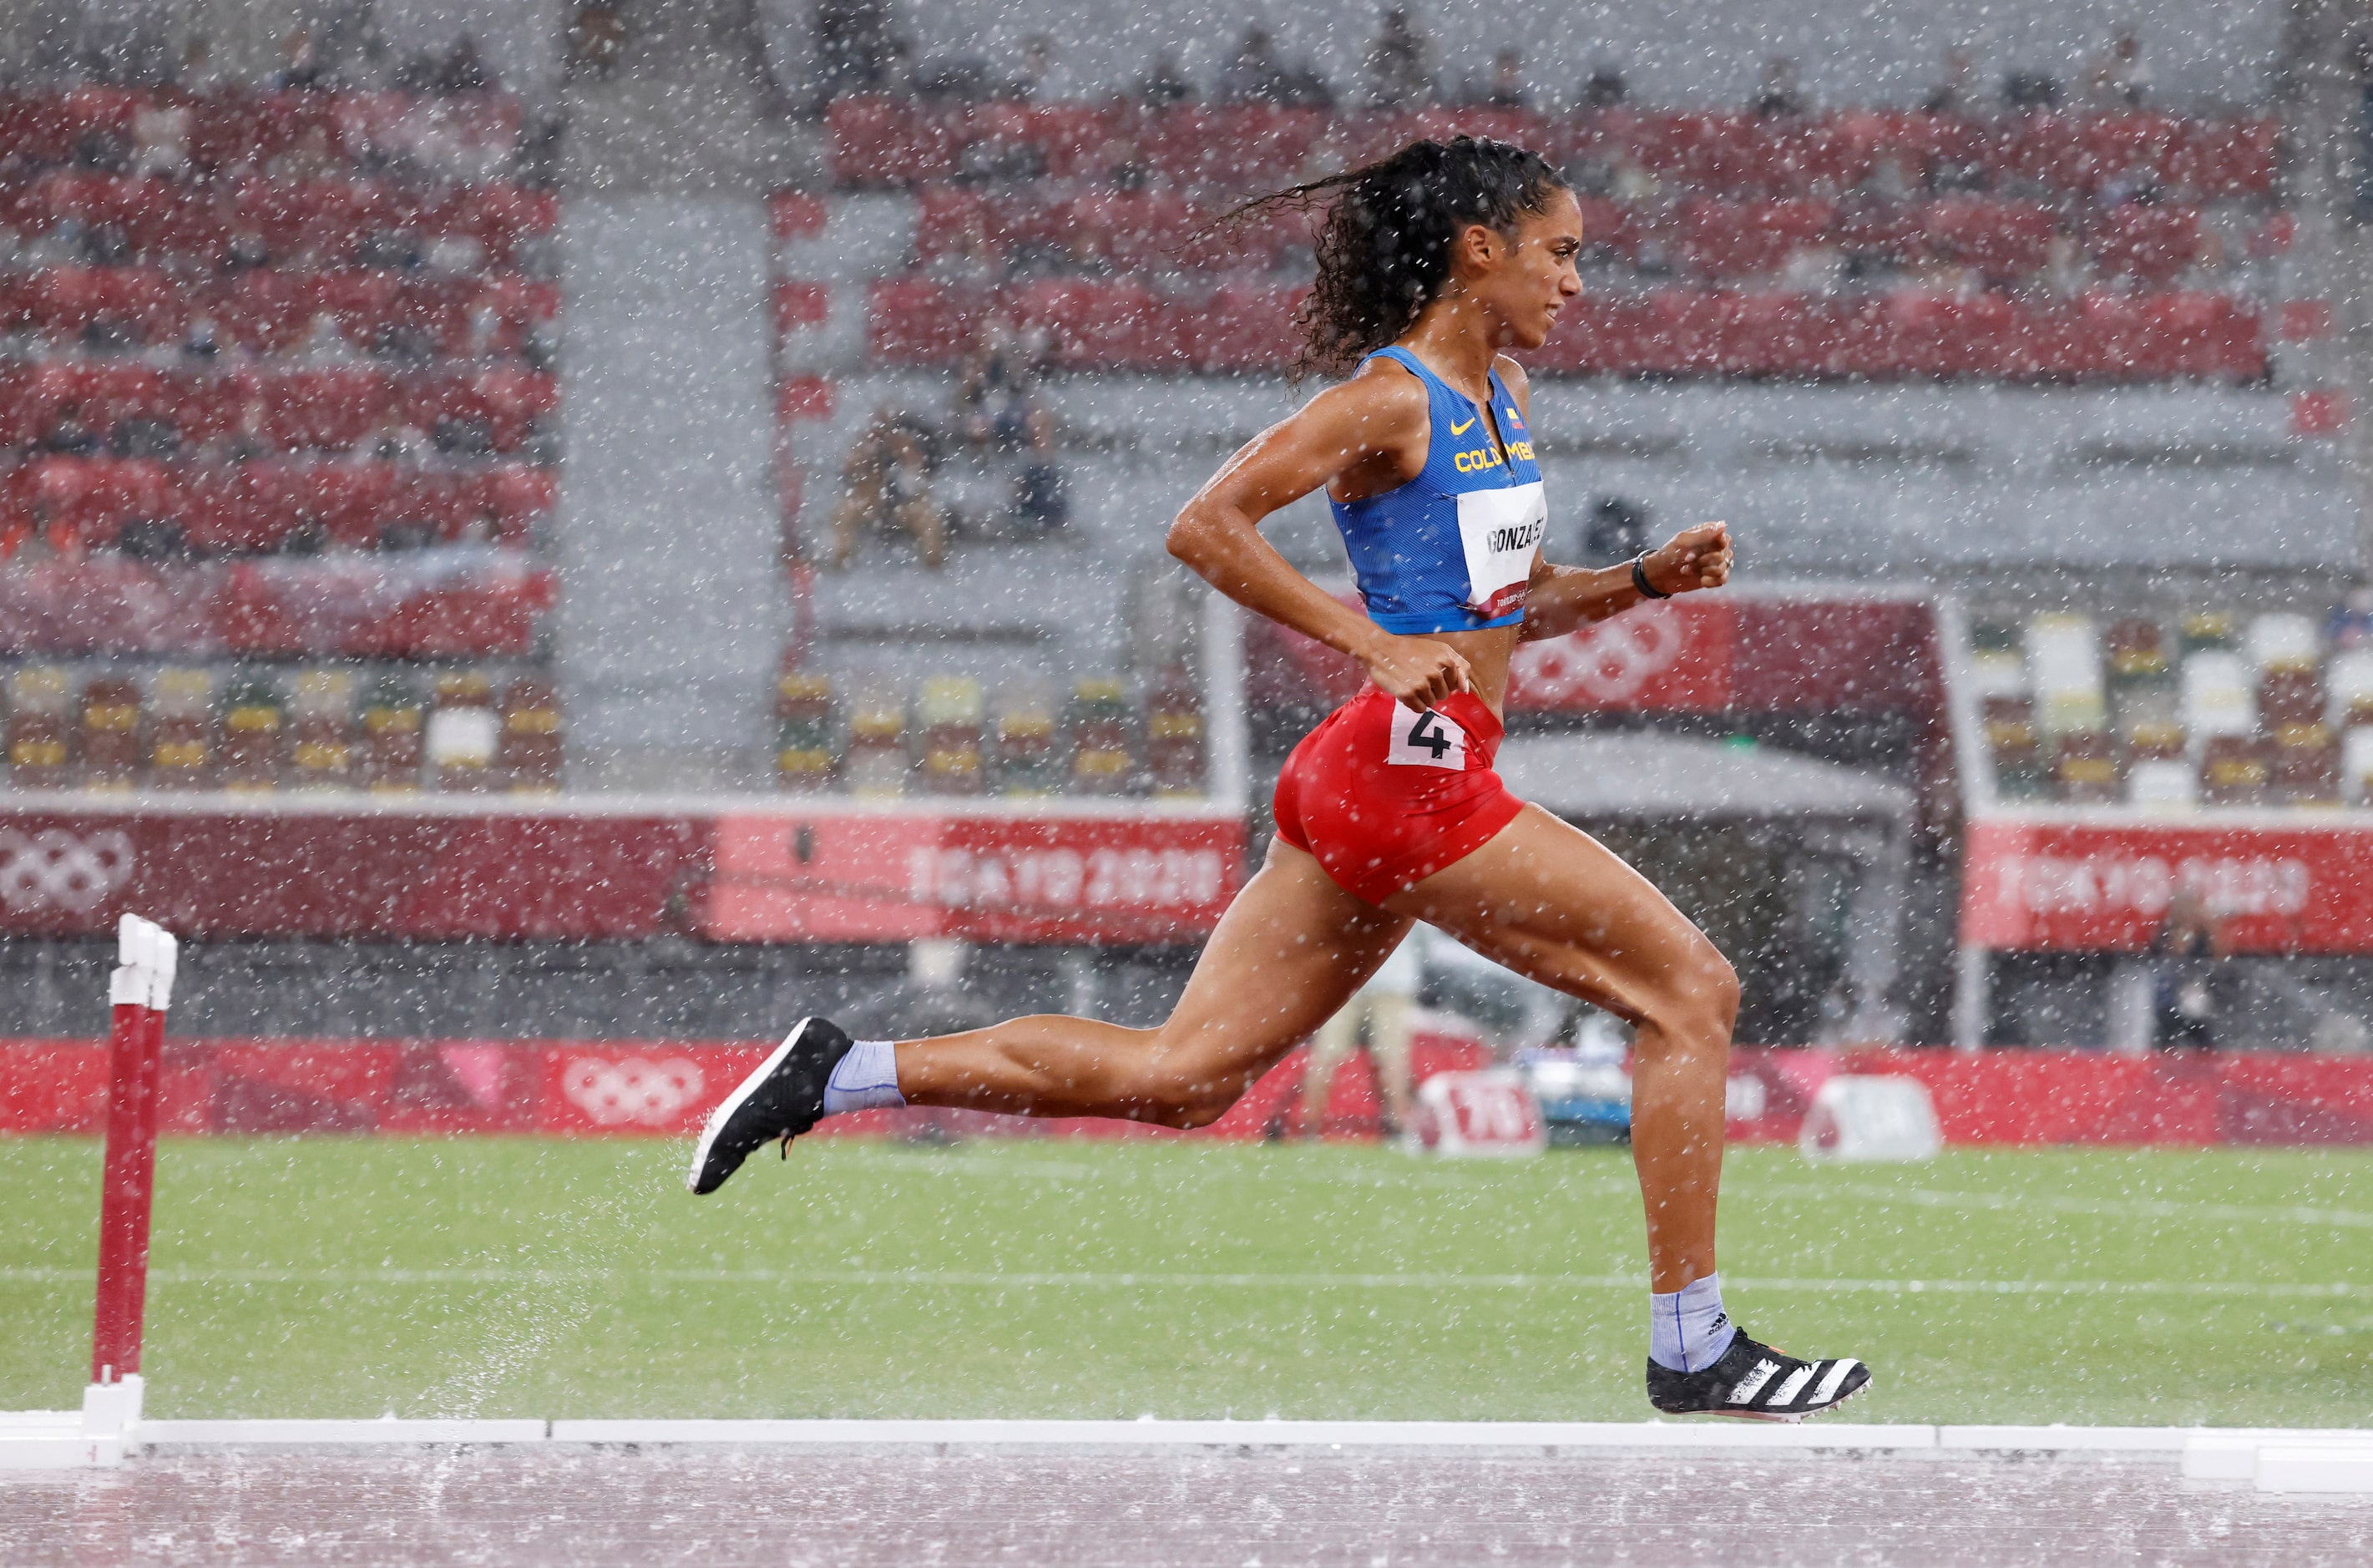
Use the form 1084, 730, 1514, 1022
0, 828, 136, 913
559, 1055, 707, 1126
1513, 604, 1689, 704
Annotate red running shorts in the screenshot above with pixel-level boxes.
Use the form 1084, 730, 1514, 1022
1272, 686, 1527, 905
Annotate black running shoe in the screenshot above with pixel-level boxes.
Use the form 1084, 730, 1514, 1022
686, 1018, 856, 1195
1646, 1331, 1871, 1422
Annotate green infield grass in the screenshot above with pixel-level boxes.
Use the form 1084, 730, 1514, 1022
2, 1136, 2369, 1427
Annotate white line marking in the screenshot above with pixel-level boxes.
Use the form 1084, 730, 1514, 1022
1738, 1181, 2373, 1233
1, 1267, 2366, 1297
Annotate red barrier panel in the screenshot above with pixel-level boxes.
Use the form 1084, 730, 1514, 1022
8, 1039, 2373, 1145
1962, 818, 2373, 955
1723, 1047, 2373, 1146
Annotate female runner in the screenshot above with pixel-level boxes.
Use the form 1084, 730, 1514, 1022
691, 137, 1870, 1421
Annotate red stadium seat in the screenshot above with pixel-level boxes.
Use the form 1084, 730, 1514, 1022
264, 369, 392, 450
24, 266, 188, 344
212, 271, 314, 353
15, 456, 180, 548
1142, 106, 1325, 190
828, 96, 956, 185
1012, 104, 1125, 181
1001, 278, 1172, 370
1189, 284, 1303, 373
770, 191, 827, 240
910, 186, 998, 261
1917, 198, 2056, 279
188, 93, 338, 174
1674, 198, 1833, 276
2090, 204, 2203, 286
774, 281, 830, 333
867, 278, 979, 364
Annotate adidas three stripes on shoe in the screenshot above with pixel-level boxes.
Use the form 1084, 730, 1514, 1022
1645, 1331, 1872, 1422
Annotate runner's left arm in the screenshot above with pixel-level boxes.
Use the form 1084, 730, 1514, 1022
1517, 521, 1733, 643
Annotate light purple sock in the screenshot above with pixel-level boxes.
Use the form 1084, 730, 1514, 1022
822, 1039, 904, 1115
1648, 1272, 1737, 1373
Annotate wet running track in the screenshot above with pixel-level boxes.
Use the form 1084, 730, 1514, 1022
5, 1449, 2370, 1565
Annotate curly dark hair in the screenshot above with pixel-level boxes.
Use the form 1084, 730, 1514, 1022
1220, 136, 1567, 380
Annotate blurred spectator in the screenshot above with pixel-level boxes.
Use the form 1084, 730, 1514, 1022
569, 5, 625, 78
2152, 888, 2227, 1050
1134, 48, 1197, 106
829, 410, 947, 569
1583, 497, 1648, 565
1582, 65, 1627, 109
1364, 8, 1437, 109
2329, 585, 2373, 650
1752, 56, 1806, 118
39, 402, 99, 458
1921, 48, 1974, 115
1010, 458, 1068, 536
114, 518, 189, 565
438, 36, 493, 94
175, 35, 224, 93
1464, 48, 1529, 109
1216, 28, 1302, 106
2085, 30, 2148, 109
222, 215, 272, 271
1009, 35, 1075, 101
111, 412, 180, 461
2001, 68, 2059, 110
813, 0, 910, 104
955, 343, 1051, 453
266, 25, 331, 91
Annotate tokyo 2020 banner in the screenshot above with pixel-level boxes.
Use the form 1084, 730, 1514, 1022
1961, 818, 2373, 953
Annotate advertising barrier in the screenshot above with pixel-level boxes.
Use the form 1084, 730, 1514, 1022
5, 1039, 2372, 1145
1961, 817, 2373, 954
0, 805, 1244, 944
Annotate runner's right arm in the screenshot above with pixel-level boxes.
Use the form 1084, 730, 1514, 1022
1168, 373, 1475, 711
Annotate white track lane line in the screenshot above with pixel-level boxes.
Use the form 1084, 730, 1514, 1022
1, 1267, 2369, 1297
1736, 1181, 2373, 1232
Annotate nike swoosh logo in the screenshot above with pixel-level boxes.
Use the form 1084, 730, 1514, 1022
1449, 417, 1476, 436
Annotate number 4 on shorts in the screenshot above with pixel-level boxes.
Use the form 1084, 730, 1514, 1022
1388, 704, 1468, 769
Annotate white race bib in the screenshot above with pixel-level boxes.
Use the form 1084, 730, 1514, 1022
1387, 702, 1469, 770
1455, 481, 1546, 620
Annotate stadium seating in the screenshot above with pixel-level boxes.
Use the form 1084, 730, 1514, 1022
1975, 606, 2373, 808
0, 87, 562, 791
780, 98, 2288, 392
772, 661, 1207, 798
823, 100, 2279, 200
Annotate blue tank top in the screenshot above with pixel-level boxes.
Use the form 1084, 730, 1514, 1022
1329, 346, 1548, 635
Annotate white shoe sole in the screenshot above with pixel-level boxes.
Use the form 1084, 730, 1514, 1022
685, 1018, 812, 1193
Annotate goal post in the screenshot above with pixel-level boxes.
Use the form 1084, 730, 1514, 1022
85, 914, 176, 1435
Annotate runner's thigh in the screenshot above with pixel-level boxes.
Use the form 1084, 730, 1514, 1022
1382, 804, 1731, 1025
1155, 837, 1413, 1085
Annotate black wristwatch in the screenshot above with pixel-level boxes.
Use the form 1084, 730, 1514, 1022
1632, 557, 1671, 599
